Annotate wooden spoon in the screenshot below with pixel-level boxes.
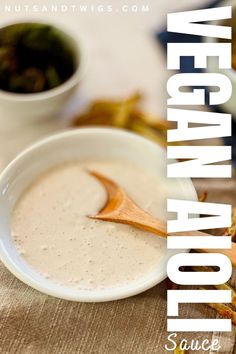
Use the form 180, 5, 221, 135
88, 171, 236, 267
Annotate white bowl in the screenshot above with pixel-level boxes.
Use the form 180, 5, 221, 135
0, 19, 86, 129
0, 128, 197, 302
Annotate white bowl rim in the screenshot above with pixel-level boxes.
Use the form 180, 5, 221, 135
0, 18, 87, 102
0, 128, 197, 302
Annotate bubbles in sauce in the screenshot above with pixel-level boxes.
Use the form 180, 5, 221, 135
11, 159, 167, 291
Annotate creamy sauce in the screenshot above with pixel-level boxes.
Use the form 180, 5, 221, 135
11, 160, 167, 290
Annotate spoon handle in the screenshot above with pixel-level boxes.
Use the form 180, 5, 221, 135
88, 171, 236, 268
126, 208, 236, 267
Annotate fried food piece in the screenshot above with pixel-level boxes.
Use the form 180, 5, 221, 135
226, 207, 236, 242
198, 191, 208, 203
232, 54, 236, 70
71, 93, 169, 148
214, 283, 236, 310
174, 346, 186, 354
208, 303, 236, 325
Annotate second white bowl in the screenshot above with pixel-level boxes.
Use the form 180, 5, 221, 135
0, 19, 86, 129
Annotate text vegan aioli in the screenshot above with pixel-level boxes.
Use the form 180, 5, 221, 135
166, 5, 233, 349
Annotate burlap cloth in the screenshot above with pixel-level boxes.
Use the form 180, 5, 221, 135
0, 153, 235, 354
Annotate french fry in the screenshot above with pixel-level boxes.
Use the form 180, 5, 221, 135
91, 92, 142, 115
131, 120, 167, 147
112, 93, 142, 127
208, 303, 236, 325
174, 346, 186, 354
71, 92, 169, 148
72, 111, 112, 127
192, 266, 215, 273
198, 191, 208, 203
214, 283, 236, 310
194, 267, 236, 309
112, 102, 132, 128
227, 207, 236, 241
131, 110, 170, 130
